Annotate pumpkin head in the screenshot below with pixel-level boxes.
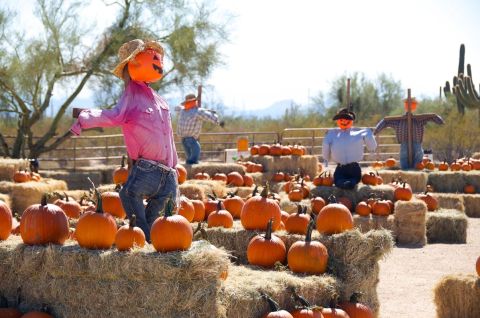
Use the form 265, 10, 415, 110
128, 48, 163, 83
207, 201, 234, 228
241, 185, 282, 231
223, 192, 244, 219
262, 294, 293, 318
113, 155, 129, 185
288, 220, 329, 274
316, 196, 353, 235
191, 199, 206, 222
20, 194, 69, 245
175, 164, 187, 184
151, 197, 193, 252
336, 119, 353, 130
178, 196, 195, 222
338, 292, 374, 318
403, 97, 418, 112
247, 219, 286, 268
0, 201, 13, 240
115, 214, 146, 251
76, 187, 117, 250
285, 205, 311, 235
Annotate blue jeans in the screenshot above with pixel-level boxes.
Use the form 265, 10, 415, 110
119, 159, 178, 242
334, 162, 361, 189
182, 137, 201, 164
400, 142, 423, 170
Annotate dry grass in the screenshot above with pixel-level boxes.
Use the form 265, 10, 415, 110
183, 179, 227, 199
426, 209, 468, 244
378, 170, 428, 193
0, 158, 30, 181
463, 194, 480, 218
394, 200, 427, 246
0, 236, 229, 318
188, 162, 246, 178
431, 193, 465, 212
39, 170, 105, 190
434, 274, 480, 318
427, 171, 480, 194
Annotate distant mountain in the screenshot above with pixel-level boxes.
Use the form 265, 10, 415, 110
224, 99, 295, 119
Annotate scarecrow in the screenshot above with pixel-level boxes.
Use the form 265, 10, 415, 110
70, 39, 178, 242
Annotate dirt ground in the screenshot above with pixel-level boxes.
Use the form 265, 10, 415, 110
377, 217, 480, 318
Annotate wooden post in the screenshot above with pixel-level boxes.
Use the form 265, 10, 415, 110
406, 89, 413, 168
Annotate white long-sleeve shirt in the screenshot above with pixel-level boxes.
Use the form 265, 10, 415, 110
322, 128, 377, 165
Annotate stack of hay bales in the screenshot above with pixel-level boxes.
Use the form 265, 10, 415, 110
0, 237, 229, 317
180, 179, 227, 200
0, 158, 30, 181
199, 221, 393, 316
394, 200, 427, 246
187, 162, 245, 179
248, 155, 319, 178
427, 171, 480, 194
426, 209, 468, 243
310, 184, 394, 206
353, 215, 395, 234
378, 170, 428, 192
434, 274, 480, 318
40, 169, 105, 190
431, 193, 465, 212
0, 179, 67, 214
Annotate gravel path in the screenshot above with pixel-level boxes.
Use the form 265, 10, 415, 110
377, 217, 480, 318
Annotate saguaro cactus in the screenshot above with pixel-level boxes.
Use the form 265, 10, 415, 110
444, 44, 466, 114
454, 71, 480, 126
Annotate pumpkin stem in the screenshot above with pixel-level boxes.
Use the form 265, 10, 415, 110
120, 155, 126, 168
260, 184, 269, 198
129, 214, 137, 228
305, 219, 315, 243
261, 292, 280, 312
63, 192, 70, 202
41, 193, 48, 206
216, 200, 222, 212
251, 185, 259, 197
327, 194, 337, 204
115, 184, 122, 192
290, 287, 312, 308
88, 177, 104, 214
163, 196, 175, 217
264, 218, 273, 240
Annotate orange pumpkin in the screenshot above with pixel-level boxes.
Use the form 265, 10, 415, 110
250, 145, 259, 155
289, 290, 324, 318
223, 192, 245, 219
415, 161, 425, 170
241, 185, 282, 231
113, 155, 129, 185
191, 199, 206, 222
178, 196, 195, 222
55, 192, 82, 219
321, 172, 334, 187
247, 219, 286, 268
270, 142, 283, 156
151, 198, 193, 252
227, 171, 244, 186
243, 174, 254, 187
280, 210, 290, 224
355, 201, 371, 217
272, 171, 286, 182
175, 164, 187, 184
207, 201, 234, 228
128, 48, 163, 83
321, 307, 350, 318
464, 184, 476, 194
282, 145, 292, 156
338, 293, 374, 318
0, 294, 22, 318
291, 145, 303, 156
425, 161, 435, 170
476, 256, 480, 276
20, 195, 69, 245
416, 191, 438, 211
288, 188, 304, 202
438, 161, 449, 171
194, 171, 210, 180
450, 160, 461, 171
316, 196, 353, 235
262, 294, 293, 318
394, 182, 412, 201
115, 214, 146, 251
361, 172, 377, 186
288, 220, 329, 274
384, 157, 396, 168
258, 144, 271, 156
311, 197, 326, 215
285, 205, 311, 235
204, 194, 224, 217
212, 173, 228, 182
337, 196, 353, 212
0, 201, 13, 240
372, 199, 391, 216
76, 189, 117, 250
102, 189, 127, 219
13, 170, 31, 183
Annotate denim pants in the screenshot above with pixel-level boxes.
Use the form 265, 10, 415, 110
400, 142, 423, 170
182, 137, 201, 164
119, 159, 178, 242
333, 162, 362, 189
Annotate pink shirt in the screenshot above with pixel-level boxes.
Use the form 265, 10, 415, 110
70, 81, 178, 168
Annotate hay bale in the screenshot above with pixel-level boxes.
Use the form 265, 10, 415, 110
0, 179, 68, 215
218, 265, 340, 318
427, 171, 480, 193
247, 172, 264, 185
0, 158, 30, 181
231, 186, 256, 199
183, 179, 227, 198
39, 170, 104, 190
247, 155, 274, 171
378, 170, 428, 192
394, 199, 427, 246
248, 155, 319, 177
199, 221, 393, 315
353, 215, 372, 232
434, 274, 480, 318
0, 236, 229, 318
279, 193, 311, 214
0, 193, 11, 209
188, 162, 245, 178
372, 215, 395, 232
310, 184, 394, 206
431, 193, 465, 212
426, 209, 468, 243
463, 194, 480, 217
180, 183, 206, 200
472, 152, 480, 159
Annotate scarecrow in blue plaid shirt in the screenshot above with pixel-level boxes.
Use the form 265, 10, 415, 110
176, 93, 224, 164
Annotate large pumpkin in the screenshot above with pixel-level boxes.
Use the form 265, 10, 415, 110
150, 198, 193, 252
128, 48, 163, 83
113, 155, 129, 185
115, 214, 146, 251
20, 194, 69, 245
316, 196, 353, 235
76, 188, 117, 250
0, 294, 22, 318
0, 201, 13, 240
288, 221, 328, 274
247, 219, 286, 268
241, 185, 282, 231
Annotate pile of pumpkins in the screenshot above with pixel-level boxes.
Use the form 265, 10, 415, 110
250, 142, 307, 157
13, 170, 42, 183
372, 156, 480, 172
175, 163, 256, 187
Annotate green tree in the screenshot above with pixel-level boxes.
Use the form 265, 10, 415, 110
0, 0, 230, 158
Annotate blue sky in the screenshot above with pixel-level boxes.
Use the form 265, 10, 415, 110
7, 0, 480, 111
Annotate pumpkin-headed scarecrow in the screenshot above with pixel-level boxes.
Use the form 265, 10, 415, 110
322, 108, 377, 189
70, 39, 179, 243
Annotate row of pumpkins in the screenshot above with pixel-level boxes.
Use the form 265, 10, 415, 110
13, 170, 42, 183
250, 143, 307, 157
372, 156, 480, 171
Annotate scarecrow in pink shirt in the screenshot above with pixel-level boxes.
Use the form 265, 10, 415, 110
70, 39, 178, 243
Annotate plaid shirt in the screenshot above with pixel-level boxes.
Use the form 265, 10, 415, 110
374, 114, 444, 143
176, 107, 219, 138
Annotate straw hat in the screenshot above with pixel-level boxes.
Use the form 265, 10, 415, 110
181, 94, 198, 105
332, 108, 356, 121
112, 39, 164, 79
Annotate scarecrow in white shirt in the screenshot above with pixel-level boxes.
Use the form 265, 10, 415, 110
322, 108, 377, 189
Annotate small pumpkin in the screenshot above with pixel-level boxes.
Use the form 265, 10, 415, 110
338, 292, 374, 318
450, 160, 461, 171
361, 172, 377, 186
227, 171, 244, 187
194, 171, 210, 180
288, 187, 304, 202
476, 255, 480, 276
384, 157, 396, 168
416, 191, 438, 211
13, 170, 31, 183
438, 161, 449, 171
288, 220, 329, 274
355, 201, 371, 217
55, 192, 82, 219
204, 193, 224, 217
316, 195, 353, 235
371, 199, 391, 216
415, 161, 425, 170
321, 172, 334, 187
191, 199, 206, 222
151, 197, 193, 252
282, 145, 292, 156
113, 155, 129, 185
289, 289, 324, 318
311, 197, 326, 215
207, 201, 234, 228
115, 214, 146, 251
212, 172, 228, 182
285, 205, 311, 235
241, 185, 282, 231
243, 174, 254, 187
272, 171, 285, 183
270, 142, 283, 156
247, 219, 286, 268
102, 185, 127, 219
261, 293, 293, 318
0, 201, 13, 240
178, 196, 195, 222
250, 144, 259, 155
393, 182, 412, 201
258, 144, 271, 156
175, 164, 187, 184
464, 184, 476, 194
223, 192, 245, 219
